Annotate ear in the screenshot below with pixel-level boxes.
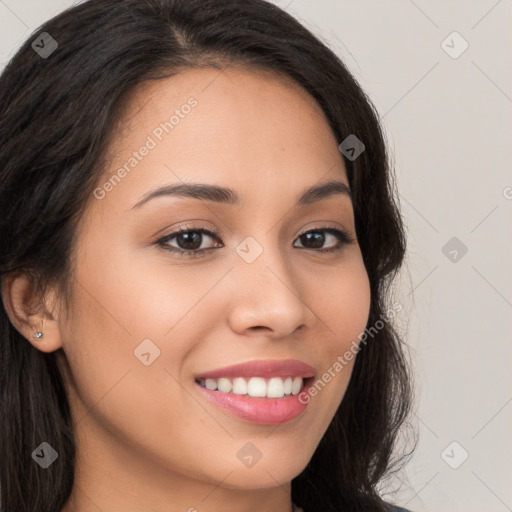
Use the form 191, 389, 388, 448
1, 271, 64, 353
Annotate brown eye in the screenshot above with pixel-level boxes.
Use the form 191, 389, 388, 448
156, 227, 222, 257
294, 227, 354, 253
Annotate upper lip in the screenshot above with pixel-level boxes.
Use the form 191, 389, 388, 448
194, 359, 316, 380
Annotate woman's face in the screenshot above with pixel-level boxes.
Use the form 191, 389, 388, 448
53, 67, 371, 503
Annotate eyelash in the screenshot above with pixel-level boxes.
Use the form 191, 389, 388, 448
155, 225, 355, 258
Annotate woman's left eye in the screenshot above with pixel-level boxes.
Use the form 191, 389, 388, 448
155, 226, 355, 258
293, 227, 355, 252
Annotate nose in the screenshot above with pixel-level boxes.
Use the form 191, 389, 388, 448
226, 238, 316, 339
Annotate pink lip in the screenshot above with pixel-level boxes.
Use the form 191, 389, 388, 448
194, 378, 315, 425
194, 358, 316, 379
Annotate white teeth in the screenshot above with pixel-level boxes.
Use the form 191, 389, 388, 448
217, 378, 232, 393
247, 377, 267, 397
205, 378, 217, 390
267, 377, 284, 398
291, 376, 302, 395
283, 377, 292, 395
196, 376, 305, 398
232, 377, 248, 395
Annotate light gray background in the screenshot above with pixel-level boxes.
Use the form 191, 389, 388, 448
1, 1, 511, 511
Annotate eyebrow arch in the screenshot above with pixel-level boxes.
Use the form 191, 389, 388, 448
130, 179, 351, 210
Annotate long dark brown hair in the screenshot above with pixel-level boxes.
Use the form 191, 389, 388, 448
0, 1, 414, 510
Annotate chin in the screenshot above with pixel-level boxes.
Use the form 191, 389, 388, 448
213, 454, 311, 490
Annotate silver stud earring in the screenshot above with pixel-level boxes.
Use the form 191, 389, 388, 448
33, 331, 44, 340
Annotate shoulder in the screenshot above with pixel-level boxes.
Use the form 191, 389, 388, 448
391, 507, 414, 512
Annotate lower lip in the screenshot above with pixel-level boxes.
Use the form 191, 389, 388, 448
194, 379, 314, 425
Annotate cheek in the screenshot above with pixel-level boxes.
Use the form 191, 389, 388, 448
68, 225, 199, 341
58, 281, 136, 413
314, 256, 371, 356
57, 234, 167, 417
58, 266, 217, 480
297, 255, 370, 417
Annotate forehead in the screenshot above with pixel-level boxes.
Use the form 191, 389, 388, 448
94, 65, 348, 212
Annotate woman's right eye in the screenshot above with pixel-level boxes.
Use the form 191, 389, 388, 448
156, 227, 223, 258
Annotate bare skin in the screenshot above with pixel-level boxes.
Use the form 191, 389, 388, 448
2, 66, 371, 512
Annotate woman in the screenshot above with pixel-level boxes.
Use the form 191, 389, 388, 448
0, 1, 415, 511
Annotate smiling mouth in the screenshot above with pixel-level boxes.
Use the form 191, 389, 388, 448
195, 376, 313, 399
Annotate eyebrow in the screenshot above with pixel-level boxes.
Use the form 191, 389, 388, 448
130, 179, 351, 210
